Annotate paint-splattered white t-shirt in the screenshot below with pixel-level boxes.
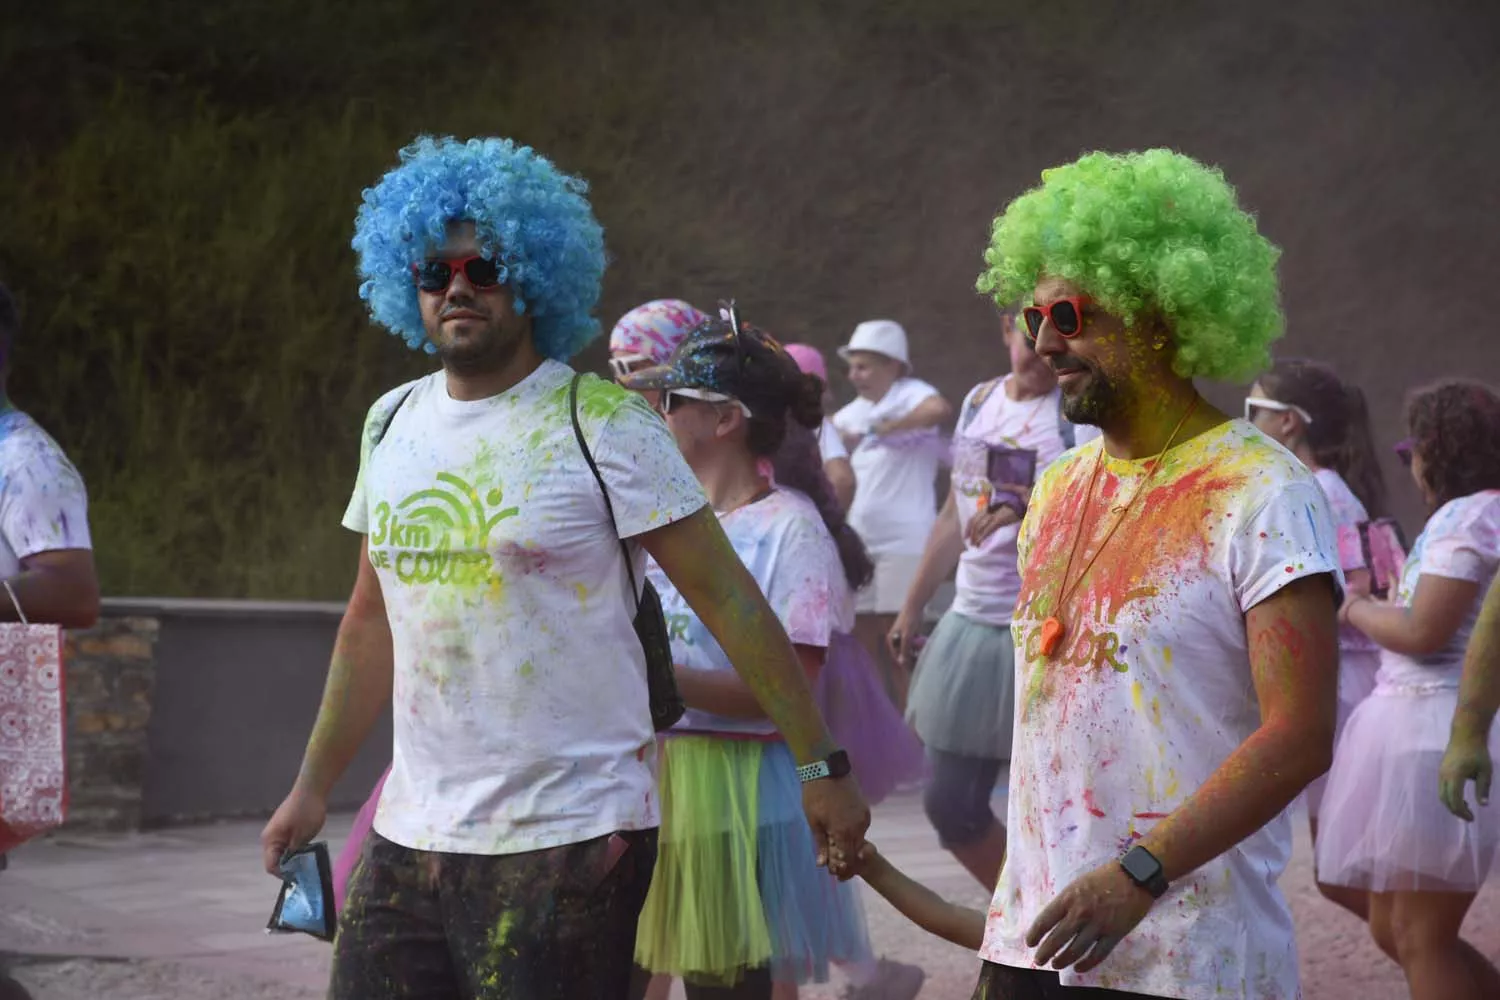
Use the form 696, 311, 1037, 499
0, 409, 92, 578
980, 420, 1340, 999
343, 360, 708, 855
1376, 489, 1500, 688
649, 488, 847, 738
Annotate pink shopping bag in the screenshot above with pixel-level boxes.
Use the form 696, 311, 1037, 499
0, 597, 68, 854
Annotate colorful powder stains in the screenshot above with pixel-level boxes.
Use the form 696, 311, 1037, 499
1082, 788, 1106, 817
1017, 450, 1250, 710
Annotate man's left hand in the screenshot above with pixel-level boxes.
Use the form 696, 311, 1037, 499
802, 776, 870, 879
1026, 861, 1155, 972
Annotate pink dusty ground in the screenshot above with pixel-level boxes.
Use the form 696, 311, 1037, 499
1, 790, 1496, 999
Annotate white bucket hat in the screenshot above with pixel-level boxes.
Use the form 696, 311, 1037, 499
837, 319, 911, 370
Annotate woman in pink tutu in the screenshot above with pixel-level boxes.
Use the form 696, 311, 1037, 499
1317, 379, 1500, 999
1245, 358, 1390, 917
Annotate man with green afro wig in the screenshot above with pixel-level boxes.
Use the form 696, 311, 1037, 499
969, 149, 1344, 999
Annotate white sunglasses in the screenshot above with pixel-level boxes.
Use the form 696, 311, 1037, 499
609, 354, 653, 379
659, 387, 753, 418
1244, 396, 1313, 424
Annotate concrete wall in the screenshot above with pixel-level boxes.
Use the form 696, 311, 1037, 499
72, 599, 392, 828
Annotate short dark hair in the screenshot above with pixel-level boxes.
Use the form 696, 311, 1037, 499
0, 281, 16, 367
1407, 379, 1500, 510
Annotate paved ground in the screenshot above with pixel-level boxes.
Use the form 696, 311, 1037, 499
1, 791, 1496, 999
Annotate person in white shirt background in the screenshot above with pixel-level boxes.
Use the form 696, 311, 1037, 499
784, 342, 855, 512
0, 280, 101, 1000
1319, 379, 1500, 1000
257, 137, 869, 999
1245, 357, 1391, 921
888, 307, 1087, 891
832, 320, 952, 709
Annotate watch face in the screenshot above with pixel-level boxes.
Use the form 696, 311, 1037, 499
828, 749, 851, 778
1122, 847, 1162, 883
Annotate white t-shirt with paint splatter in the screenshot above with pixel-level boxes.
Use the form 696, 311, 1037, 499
649, 488, 847, 738
980, 420, 1341, 1000
343, 360, 708, 855
1376, 489, 1500, 688
0, 409, 93, 578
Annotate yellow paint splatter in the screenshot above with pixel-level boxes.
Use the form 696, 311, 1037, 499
1131, 680, 1144, 711
1164, 769, 1180, 797
574, 582, 588, 606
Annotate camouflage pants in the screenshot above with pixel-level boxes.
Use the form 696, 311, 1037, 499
330, 829, 657, 1000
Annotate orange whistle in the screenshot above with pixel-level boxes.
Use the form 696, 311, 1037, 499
1039, 616, 1065, 657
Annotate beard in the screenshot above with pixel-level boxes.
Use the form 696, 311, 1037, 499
1056, 361, 1124, 427
433, 311, 526, 377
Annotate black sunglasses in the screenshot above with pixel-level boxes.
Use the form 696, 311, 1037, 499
411, 256, 506, 294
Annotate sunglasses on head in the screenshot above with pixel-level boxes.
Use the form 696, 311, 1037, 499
411, 255, 506, 294
1022, 296, 1091, 342
609, 355, 653, 379
1394, 438, 1414, 467
657, 388, 753, 418
1244, 397, 1314, 424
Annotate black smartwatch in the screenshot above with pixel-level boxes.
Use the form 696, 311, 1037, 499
796, 749, 852, 784
1119, 845, 1169, 899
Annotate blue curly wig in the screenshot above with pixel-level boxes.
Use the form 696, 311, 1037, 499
978, 149, 1283, 382
351, 136, 606, 359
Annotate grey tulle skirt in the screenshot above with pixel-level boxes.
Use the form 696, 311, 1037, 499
904, 610, 1016, 760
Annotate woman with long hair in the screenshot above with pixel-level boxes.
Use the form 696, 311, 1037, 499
621, 312, 920, 1000
1317, 379, 1500, 999
1246, 357, 1387, 916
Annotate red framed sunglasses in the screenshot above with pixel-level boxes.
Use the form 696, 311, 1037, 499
411, 255, 507, 294
1022, 296, 1091, 341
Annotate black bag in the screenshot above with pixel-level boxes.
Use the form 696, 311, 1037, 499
568, 374, 686, 732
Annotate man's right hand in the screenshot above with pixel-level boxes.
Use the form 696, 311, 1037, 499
260, 786, 328, 875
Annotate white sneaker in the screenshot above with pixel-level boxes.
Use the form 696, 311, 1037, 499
840, 958, 925, 1000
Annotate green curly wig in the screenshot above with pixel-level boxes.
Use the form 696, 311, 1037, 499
977, 149, 1283, 382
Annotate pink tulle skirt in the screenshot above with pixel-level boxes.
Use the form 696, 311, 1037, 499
332, 765, 389, 913
1316, 683, 1500, 893
814, 631, 926, 805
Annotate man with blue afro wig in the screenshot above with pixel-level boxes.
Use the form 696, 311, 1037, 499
259, 136, 873, 998
968, 150, 1343, 999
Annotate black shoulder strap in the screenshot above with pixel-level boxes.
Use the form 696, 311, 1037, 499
373, 385, 416, 449
1056, 390, 1076, 450
569, 373, 642, 611
958, 378, 1001, 434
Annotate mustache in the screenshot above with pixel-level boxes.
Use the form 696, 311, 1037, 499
441, 301, 486, 319
1049, 357, 1092, 376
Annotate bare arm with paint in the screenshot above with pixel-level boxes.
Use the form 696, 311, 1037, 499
850, 842, 985, 950
260, 540, 393, 874
675, 645, 826, 720
1441, 576, 1500, 820
873, 395, 954, 436
1136, 573, 1339, 880
824, 456, 856, 513
1342, 572, 1479, 657
888, 490, 964, 662
0, 549, 100, 628
1026, 574, 1340, 973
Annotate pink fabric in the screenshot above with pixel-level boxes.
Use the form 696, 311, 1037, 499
608, 300, 708, 365
332, 765, 390, 912
0, 624, 67, 853
784, 343, 828, 383
814, 631, 925, 805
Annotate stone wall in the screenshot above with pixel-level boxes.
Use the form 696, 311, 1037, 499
62, 617, 159, 831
